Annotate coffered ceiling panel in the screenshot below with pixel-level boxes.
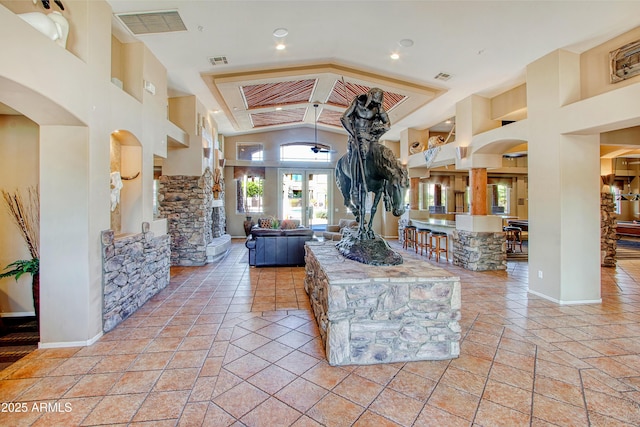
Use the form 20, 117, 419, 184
317, 109, 343, 128
241, 79, 316, 109
250, 107, 306, 128
202, 63, 444, 135
327, 80, 407, 111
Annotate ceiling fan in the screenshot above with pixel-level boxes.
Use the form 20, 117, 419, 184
310, 103, 335, 154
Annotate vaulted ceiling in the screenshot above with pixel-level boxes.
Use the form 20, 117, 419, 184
105, 1, 640, 140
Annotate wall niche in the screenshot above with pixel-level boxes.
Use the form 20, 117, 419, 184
110, 130, 142, 235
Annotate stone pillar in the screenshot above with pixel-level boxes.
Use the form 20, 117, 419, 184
158, 169, 214, 266
601, 192, 617, 267
470, 168, 487, 215
452, 229, 506, 271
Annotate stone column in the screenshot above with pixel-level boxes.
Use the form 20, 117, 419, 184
601, 192, 617, 267
158, 170, 214, 266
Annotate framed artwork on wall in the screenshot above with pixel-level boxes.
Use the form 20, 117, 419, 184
610, 39, 640, 83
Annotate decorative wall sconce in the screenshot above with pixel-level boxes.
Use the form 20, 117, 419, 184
143, 80, 156, 95
219, 158, 226, 168
203, 147, 212, 158
456, 146, 468, 160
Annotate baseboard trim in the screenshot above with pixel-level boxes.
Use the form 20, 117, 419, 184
528, 289, 602, 305
38, 331, 103, 349
1, 311, 36, 318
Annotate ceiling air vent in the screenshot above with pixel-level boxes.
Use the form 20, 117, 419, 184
208, 56, 229, 66
434, 72, 452, 81
116, 10, 187, 35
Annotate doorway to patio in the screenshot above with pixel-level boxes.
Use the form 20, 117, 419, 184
279, 169, 332, 231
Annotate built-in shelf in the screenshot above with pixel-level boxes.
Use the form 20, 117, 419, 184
166, 120, 188, 148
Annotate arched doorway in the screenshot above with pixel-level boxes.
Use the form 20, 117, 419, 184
0, 76, 99, 347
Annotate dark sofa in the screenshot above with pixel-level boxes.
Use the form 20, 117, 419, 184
245, 228, 315, 267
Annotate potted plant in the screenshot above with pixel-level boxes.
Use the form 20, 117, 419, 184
0, 187, 39, 327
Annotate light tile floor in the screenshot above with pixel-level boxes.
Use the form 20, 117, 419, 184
1, 239, 640, 426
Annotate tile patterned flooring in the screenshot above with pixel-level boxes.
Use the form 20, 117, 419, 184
1, 239, 640, 426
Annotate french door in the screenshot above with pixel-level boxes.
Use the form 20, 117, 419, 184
279, 169, 332, 230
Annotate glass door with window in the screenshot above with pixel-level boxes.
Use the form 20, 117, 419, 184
280, 170, 331, 230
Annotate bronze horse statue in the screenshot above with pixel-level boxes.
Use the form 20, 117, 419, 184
335, 141, 409, 239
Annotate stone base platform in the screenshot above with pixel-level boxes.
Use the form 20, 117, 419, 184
206, 234, 231, 263
304, 241, 461, 366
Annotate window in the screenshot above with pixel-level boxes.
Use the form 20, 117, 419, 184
613, 186, 622, 214
234, 166, 266, 214
490, 184, 511, 214
237, 143, 263, 161
237, 175, 264, 213
280, 143, 331, 162
419, 182, 447, 213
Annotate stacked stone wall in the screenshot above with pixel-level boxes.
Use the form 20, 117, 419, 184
452, 230, 506, 271
101, 226, 171, 332
158, 169, 214, 266
601, 192, 617, 267
304, 241, 461, 366
212, 206, 226, 238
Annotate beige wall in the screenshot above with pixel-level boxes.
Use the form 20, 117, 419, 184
491, 84, 527, 121
0, 1, 170, 345
163, 96, 210, 177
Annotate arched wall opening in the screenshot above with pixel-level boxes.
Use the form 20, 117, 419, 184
0, 114, 39, 316
0, 76, 102, 346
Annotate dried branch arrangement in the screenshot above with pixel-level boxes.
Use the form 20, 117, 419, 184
2, 187, 40, 259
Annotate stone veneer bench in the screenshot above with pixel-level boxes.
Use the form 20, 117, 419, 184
304, 241, 461, 366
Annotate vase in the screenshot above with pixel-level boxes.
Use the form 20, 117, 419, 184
243, 216, 255, 236
32, 272, 40, 330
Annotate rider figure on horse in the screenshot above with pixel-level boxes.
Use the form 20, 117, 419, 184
340, 88, 390, 208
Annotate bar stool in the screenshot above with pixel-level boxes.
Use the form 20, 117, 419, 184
429, 231, 449, 262
504, 226, 523, 253
415, 228, 431, 256
403, 225, 417, 250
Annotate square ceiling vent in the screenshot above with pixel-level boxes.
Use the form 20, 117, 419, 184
434, 72, 453, 81
116, 10, 187, 35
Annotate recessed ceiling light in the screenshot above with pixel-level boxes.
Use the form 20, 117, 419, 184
390, 52, 400, 60
273, 28, 288, 38
275, 107, 283, 111
398, 38, 414, 47
276, 43, 286, 50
